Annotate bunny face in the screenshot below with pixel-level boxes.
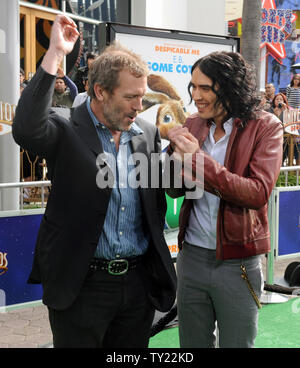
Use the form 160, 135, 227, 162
156, 100, 188, 139
141, 74, 189, 140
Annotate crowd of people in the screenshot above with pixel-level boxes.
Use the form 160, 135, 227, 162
12, 15, 297, 349
18, 50, 97, 186
19, 53, 97, 108
260, 75, 300, 166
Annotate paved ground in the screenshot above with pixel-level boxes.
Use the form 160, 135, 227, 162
0, 304, 51, 348
1, 255, 299, 348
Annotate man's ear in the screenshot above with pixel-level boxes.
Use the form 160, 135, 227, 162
94, 83, 104, 101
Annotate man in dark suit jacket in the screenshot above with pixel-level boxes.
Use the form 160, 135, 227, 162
13, 15, 176, 348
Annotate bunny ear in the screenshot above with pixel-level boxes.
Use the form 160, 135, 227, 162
147, 74, 182, 101
141, 92, 169, 112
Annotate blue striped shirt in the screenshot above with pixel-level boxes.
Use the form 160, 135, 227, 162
86, 98, 149, 260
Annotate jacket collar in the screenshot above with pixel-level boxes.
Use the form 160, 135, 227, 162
233, 117, 244, 128
71, 103, 103, 157
206, 117, 243, 128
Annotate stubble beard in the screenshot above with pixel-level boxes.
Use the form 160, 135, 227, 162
102, 104, 131, 132
103, 110, 124, 132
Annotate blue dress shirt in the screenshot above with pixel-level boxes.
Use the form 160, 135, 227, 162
86, 98, 149, 259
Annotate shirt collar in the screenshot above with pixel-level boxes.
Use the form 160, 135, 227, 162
210, 117, 233, 133
223, 117, 234, 134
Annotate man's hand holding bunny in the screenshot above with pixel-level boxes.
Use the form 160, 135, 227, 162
167, 126, 200, 161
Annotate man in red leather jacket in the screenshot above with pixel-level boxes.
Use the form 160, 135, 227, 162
166, 51, 283, 348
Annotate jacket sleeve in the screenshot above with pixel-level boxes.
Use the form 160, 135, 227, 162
12, 67, 62, 158
63, 75, 78, 100
184, 117, 283, 210
164, 145, 187, 199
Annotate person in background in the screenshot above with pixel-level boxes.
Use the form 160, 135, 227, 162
286, 74, 300, 109
52, 67, 78, 108
20, 83, 27, 94
259, 91, 271, 111
73, 52, 97, 93
20, 68, 27, 87
12, 15, 176, 348
20, 68, 28, 94
268, 93, 289, 123
265, 83, 276, 105
268, 93, 289, 165
72, 76, 89, 107
285, 74, 300, 165
166, 51, 283, 348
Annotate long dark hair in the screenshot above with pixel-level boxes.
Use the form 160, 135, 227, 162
188, 51, 260, 122
290, 74, 300, 87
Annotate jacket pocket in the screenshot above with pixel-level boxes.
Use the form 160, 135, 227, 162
223, 206, 263, 244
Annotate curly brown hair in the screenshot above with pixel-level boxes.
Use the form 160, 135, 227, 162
188, 51, 260, 122
290, 74, 300, 87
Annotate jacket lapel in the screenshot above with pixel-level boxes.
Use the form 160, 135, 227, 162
130, 134, 148, 155
71, 103, 103, 157
129, 120, 153, 208
130, 118, 148, 155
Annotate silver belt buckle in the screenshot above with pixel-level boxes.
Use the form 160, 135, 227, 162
108, 259, 129, 275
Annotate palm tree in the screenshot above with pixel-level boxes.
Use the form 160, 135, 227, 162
241, 0, 261, 90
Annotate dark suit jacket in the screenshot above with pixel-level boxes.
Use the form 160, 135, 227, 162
13, 67, 176, 312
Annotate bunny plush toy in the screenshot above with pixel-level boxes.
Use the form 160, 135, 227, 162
141, 74, 189, 140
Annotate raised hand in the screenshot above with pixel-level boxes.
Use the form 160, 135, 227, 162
49, 15, 79, 56
41, 15, 79, 76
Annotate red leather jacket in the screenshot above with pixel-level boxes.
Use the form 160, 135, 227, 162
166, 111, 283, 260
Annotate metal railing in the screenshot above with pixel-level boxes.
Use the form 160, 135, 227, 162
277, 165, 300, 186
267, 165, 300, 284
0, 166, 300, 286
0, 165, 299, 211
0, 181, 51, 210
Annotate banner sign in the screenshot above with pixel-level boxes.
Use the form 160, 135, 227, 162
284, 109, 300, 136
108, 25, 238, 259
0, 101, 14, 135
260, 0, 297, 60
277, 189, 300, 257
0, 212, 43, 307
115, 31, 236, 153
261, 8, 293, 44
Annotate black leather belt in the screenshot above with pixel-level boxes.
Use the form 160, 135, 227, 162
90, 256, 143, 275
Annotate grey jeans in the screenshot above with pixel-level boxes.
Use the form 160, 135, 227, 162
177, 242, 263, 348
